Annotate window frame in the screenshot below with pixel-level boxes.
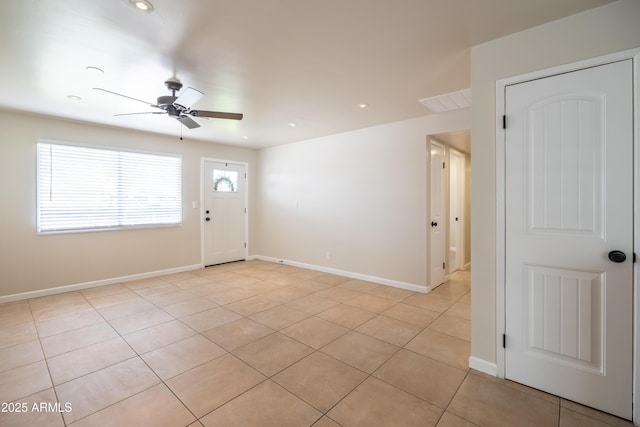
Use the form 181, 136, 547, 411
36, 139, 184, 234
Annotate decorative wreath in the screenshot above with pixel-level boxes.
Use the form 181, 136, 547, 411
214, 176, 235, 192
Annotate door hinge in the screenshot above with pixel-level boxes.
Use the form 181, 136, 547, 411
443, 262, 446, 269
502, 115, 507, 129
244, 207, 247, 214
244, 242, 247, 248
634, 253, 637, 263
502, 334, 506, 348
443, 162, 445, 169
244, 172, 247, 179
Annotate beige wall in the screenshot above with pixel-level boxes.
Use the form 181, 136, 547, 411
255, 110, 470, 289
1, 106, 468, 299
0, 110, 257, 298
470, 0, 640, 365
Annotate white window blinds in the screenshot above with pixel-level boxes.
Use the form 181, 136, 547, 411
37, 141, 182, 233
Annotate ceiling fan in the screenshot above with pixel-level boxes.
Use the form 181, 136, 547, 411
94, 78, 243, 129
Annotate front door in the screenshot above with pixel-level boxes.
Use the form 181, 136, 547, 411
203, 160, 247, 266
504, 60, 633, 419
430, 140, 446, 288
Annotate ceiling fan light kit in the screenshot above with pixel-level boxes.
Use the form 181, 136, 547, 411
94, 78, 243, 130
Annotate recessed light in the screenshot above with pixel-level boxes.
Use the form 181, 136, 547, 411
358, 103, 368, 108
67, 95, 82, 101
129, 0, 154, 12
242, 136, 249, 140
289, 123, 296, 127
85, 66, 104, 75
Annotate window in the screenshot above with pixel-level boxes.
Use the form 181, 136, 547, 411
37, 141, 182, 233
212, 169, 238, 192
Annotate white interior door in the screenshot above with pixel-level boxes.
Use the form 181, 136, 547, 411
449, 149, 465, 272
504, 60, 633, 419
203, 160, 247, 266
430, 141, 446, 287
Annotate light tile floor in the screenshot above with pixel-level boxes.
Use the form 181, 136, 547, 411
0, 261, 633, 426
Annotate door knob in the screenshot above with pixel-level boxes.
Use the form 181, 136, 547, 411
608, 250, 626, 263
431, 221, 438, 227
205, 217, 211, 222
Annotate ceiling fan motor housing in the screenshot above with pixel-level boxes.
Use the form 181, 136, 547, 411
156, 95, 177, 109
166, 106, 180, 117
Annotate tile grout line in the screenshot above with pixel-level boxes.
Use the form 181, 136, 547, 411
254, 284, 469, 425
55, 285, 215, 425
122, 269, 350, 425
3, 265, 472, 427
67, 283, 229, 426
186, 275, 405, 425
61, 290, 171, 427
25, 297, 67, 426
438, 368, 478, 426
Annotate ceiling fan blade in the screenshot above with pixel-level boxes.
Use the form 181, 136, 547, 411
175, 115, 200, 129
93, 88, 156, 107
189, 110, 243, 120
114, 112, 166, 116
173, 87, 204, 110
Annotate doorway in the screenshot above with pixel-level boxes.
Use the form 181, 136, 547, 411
498, 58, 634, 419
428, 132, 471, 290
202, 159, 248, 266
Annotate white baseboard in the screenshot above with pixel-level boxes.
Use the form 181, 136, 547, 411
468, 356, 498, 376
1, 256, 430, 304
0, 264, 202, 304
251, 255, 428, 294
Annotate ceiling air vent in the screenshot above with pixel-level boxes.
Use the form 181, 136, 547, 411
419, 89, 471, 113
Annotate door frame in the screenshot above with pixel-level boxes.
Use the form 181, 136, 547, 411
200, 157, 249, 267
495, 47, 640, 421
449, 147, 465, 272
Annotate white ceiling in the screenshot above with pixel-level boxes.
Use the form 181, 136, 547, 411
432, 130, 471, 154
0, 0, 614, 148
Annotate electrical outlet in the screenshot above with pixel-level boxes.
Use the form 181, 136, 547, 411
325, 251, 332, 260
